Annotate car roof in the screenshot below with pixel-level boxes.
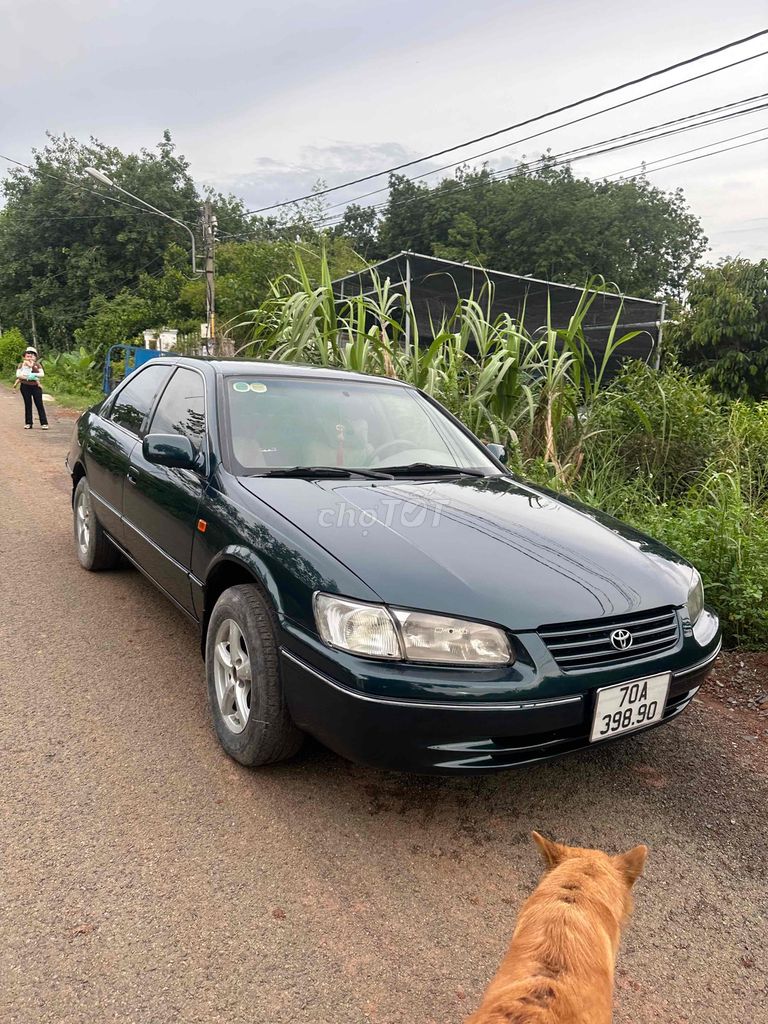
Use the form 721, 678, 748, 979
162, 355, 411, 387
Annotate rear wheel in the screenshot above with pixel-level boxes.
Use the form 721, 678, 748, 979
205, 584, 303, 766
73, 477, 121, 571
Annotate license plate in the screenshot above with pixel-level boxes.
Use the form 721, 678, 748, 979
589, 673, 670, 742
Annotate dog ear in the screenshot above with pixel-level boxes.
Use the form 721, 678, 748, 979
614, 844, 648, 885
532, 831, 568, 868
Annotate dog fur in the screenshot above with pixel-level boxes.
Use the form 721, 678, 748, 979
464, 833, 648, 1024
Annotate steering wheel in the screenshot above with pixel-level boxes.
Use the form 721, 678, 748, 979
369, 438, 415, 463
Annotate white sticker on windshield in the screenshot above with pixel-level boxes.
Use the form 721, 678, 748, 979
249, 382, 267, 393
232, 381, 250, 392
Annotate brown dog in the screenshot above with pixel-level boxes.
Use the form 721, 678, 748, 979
464, 833, 648, 1024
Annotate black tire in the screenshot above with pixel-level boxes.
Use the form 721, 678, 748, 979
205, 584, 303, 767
73, 477, 121, 571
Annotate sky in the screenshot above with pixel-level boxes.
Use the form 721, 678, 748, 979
1, 0, 767, 263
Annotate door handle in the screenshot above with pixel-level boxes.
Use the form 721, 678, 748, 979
126, 468, 139, 485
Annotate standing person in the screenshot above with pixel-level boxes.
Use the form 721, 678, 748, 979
15, 346, 49, 429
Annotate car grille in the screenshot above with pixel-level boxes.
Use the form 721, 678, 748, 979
539, 607, 679, 672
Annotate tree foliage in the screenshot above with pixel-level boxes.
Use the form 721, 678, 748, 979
73, 237, 365, 350
329, 204, 379, 260
0, 133, 711, 354
0, 131, 249, 349
0, 327, 28, 376
671, 259, 768, 399
377, 162, 707, 299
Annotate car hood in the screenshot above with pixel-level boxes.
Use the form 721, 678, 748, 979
238, 475, 693, 630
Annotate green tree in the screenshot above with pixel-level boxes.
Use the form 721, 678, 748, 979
377, 161, 707, 298
73, 291, 156, 351
0, 327, 28, 376
670, 258, 768, 399
73, 237, 365, 349
330, 204, 380, 259
0, 132, 250, 350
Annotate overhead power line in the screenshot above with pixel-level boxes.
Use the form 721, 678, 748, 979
319, 103, 768, 228
484, 105, 768, 184
318, 125, 768, 231
317, 123, 768, 233
621, 132, 768, 180
323, 91, 768, 215
398, 54, 768, 194
245, 29, 768, 213
606, 124, 768, 177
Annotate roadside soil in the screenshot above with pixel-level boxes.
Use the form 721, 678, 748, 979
1, 387, 766, 1024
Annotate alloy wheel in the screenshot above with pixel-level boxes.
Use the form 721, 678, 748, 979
213, 618, 252, 734
76, 490, 91, 554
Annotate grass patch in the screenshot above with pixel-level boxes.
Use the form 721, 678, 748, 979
44, 387, 103, 411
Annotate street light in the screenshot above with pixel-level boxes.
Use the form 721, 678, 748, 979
84, 167, 201, 276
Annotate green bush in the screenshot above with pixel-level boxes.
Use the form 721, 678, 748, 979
626, 469, 768, 649
74, 290, 153, 353
570, 378, 768, 647
583, 361, 725, 498
0, 327, 28, 377
43, 347, 103, 403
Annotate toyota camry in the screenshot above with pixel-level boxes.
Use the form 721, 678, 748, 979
67, 357, 721, 773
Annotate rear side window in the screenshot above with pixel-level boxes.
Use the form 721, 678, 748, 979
149, 368, 206, 452
109, 364, 173, 436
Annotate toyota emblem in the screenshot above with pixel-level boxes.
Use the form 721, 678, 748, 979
610, 628, 633, 651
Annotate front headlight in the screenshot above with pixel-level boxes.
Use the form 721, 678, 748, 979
686, 570, 704, 624
391, 609, 512, 664
313, 594, 401, 659
313, 594, 513, 665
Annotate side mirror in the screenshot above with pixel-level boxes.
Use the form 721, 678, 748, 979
143, 433, 197, 469
486, 442, 507, 464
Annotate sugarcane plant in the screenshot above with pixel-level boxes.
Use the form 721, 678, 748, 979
233, 251, 641, 487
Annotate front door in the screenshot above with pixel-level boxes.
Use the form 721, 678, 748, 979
122, 367, 208, 615
85, 362, 174, 540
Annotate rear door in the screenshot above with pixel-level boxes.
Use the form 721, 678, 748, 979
122, 366, 208, 614
84, 363, 174, 541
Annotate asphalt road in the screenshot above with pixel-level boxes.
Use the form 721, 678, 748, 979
1, 387, 766, 1024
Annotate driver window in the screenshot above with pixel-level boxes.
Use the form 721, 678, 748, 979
148, 368, 206, 453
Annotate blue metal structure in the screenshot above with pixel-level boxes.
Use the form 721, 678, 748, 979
102, 344, 165, 394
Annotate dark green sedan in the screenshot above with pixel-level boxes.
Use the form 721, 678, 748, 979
67, 357, 721, 773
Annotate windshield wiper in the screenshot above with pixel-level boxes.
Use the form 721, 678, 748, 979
251, 466, 393, 479
381, 463, 487, 477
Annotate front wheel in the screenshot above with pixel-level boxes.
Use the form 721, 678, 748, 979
205, 584, 303, 766
73, 477, 121, 571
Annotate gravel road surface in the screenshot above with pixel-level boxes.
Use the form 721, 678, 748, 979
1, 387, 766, 1024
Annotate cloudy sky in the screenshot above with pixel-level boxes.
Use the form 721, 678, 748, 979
2, 0, 766, 261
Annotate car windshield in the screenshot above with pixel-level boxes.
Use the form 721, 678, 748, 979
223, 375, 501, 476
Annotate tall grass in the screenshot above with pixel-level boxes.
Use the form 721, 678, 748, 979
235, 252, 639, 487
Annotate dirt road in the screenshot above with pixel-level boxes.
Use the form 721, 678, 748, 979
1, 387, 766, 1024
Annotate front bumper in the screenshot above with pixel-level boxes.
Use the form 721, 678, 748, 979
279, 612, 721, 773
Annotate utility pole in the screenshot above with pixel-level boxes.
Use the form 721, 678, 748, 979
30, 308, 39, 348
202, 201, 224, 355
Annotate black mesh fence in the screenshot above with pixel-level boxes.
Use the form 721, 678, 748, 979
334, 252, 663, 376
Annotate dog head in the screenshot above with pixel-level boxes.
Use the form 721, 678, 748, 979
531, 831, 648, 923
